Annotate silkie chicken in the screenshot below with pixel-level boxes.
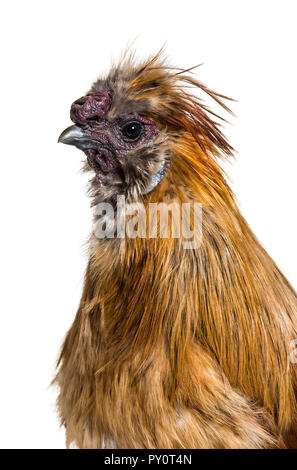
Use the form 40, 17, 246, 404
56, 50, 297, 449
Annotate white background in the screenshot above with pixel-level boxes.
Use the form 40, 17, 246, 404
0, 0, 296, 448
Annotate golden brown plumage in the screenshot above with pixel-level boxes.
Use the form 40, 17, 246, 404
55, 50, 297, 448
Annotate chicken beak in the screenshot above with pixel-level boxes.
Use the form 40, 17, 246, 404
58, 124, 104, 152
58, 125, 88, 148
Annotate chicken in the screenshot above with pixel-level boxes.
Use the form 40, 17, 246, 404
55, 50, 297, 449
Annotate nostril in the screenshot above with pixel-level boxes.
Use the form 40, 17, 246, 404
70, 91, 112, 126
74, 97, 87, 106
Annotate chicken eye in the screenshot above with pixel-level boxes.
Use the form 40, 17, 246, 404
121, 121, 143, 142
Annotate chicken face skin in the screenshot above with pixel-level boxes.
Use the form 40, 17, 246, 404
59, 86, 170, 203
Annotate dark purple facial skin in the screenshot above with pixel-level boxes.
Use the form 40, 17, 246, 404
70, 91, 112, 126
69, 91, 159, 185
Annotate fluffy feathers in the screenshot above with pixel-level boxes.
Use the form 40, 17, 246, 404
55, 51, 297, 448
